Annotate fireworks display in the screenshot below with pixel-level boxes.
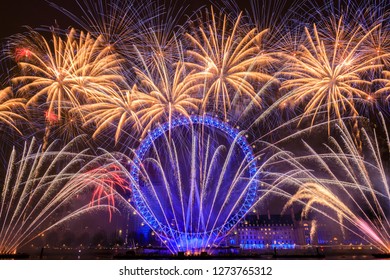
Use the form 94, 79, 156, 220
280, 18, 383, 130
129, 116, 259, 253
184, 8, 276, 120
0, 0, 389, 255
0, 87, 25, 134
282, 115, 390, 252
0, 137, 129, 254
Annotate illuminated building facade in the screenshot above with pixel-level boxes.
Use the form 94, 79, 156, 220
227, 213, 297, 249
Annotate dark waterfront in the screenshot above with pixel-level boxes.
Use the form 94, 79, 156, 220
10, 247, 386, 260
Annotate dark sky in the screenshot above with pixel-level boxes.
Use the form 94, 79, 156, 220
3, 1, 369, 40
0, 0, 72, 39
0, 0, 251, 39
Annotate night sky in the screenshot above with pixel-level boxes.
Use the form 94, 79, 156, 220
0, 0, 71, 39
1, 0, 369, 40
0, 0, 253, 40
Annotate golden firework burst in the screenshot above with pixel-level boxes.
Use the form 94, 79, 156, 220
185, 8, 277, 120
280, 17, 385, 131
131, 50, 202, 136
12, 28, 125, 119
0, 87, 26, 133
80, 90, 141, 143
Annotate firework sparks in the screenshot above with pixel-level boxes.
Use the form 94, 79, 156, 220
284, 182, 390, 253
0, 87, 26, 134
129, 115, 259, 253
375, 70, 390, 100
185, 8, 277, 120
49, 104, 88, 144
50, 0, 148, 61
131, 50, 202, 135
0, 138, 128, 254
80, 90, 141, 143
132, 0, 189, 71
12, 28, 124, 118
10, 28, 125, 150
352, 1, 390, 68
283, 115, 390, 253
77, 163, 130, 222
280, 17, 385, 132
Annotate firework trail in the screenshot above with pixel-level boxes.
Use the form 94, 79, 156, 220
0, 87, 26, 134
10, 28, 125, 149
185, 7, 278, 121
283, 115, 390, 253
131, 49, 202, 136
280, 17, 385, 131
0, 137, 132, 254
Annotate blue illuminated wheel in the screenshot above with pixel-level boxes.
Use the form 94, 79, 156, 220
130, 115, 258, 252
